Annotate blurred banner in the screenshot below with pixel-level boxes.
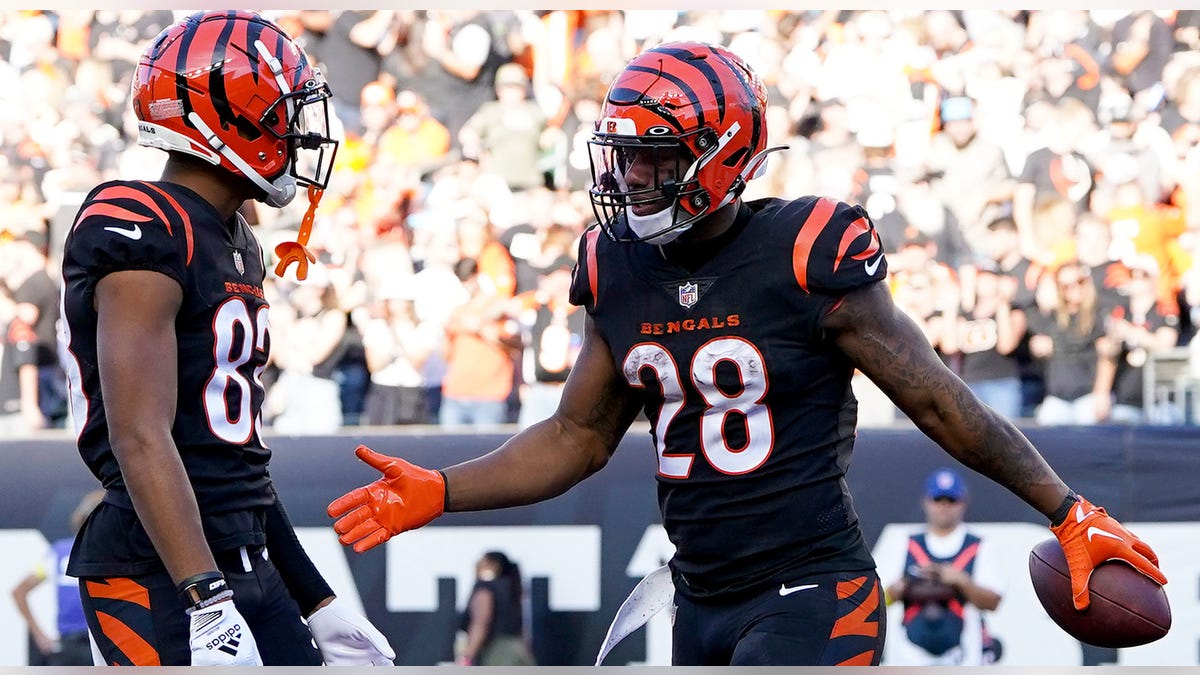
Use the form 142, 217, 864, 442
0, 425, 1196, 666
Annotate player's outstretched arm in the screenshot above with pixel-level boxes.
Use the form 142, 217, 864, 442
823, 281, 1069, 516
824, 281, 1166, 608
443, 315, 642, 511
329, 315, 641, 552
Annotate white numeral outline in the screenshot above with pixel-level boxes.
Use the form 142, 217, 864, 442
622, 337, 773, 477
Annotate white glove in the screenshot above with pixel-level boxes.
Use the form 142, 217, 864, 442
307, 597, 395, 665
187, 594, 263, 666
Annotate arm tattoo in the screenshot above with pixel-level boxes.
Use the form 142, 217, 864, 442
829, 284, 1067, 514
587, 379, 641, 452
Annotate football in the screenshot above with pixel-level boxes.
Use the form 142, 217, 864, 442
1028, 538, 1171, 648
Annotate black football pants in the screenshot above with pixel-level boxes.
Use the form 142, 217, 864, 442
78, 545, 321, 666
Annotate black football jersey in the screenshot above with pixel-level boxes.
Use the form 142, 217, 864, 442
569, 197, 886, 599
61, 181, 274, 575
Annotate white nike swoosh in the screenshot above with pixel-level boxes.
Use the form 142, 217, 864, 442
863, 255, 881, 277
1087, 526, 1123, 542
779, 583, 819, 596
104, 224, 143, 240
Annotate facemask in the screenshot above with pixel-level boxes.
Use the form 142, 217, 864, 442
626, 206, 690, 244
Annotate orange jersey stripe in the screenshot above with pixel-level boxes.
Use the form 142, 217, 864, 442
85, 577, 151, 610
830, 577, 880, 639
792, 197, 837, 293
584, 227, 601, 307
833, 216, 879, 272
95, 610, 161, 666
141, 181, 195, 266
836, 650, 876, 666
89, 185, 175, 236
75, 202, 154, 229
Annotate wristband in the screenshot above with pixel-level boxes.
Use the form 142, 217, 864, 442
1049, 490, 1079, 527
177, 571, 229, 607
438, 469, 450, 512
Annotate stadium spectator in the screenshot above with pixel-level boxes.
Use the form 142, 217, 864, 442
361, 281, 440, 426
1029, 260, 1120, 424
944, 263, 1027, 419
1013, 102, 1095, 257
376, 89, 452, 175
926, 96, 1014, 244
10, 490, 103, 666
406, 11, 515, 140
0, 229, 66, 430
1109, 254, 1181, 423
0, 9, 1195, 436
1072, 211, 1130, 312
459, 62, 551, 193
513, 256, 585, 428
439, 258, 521, 427
269, 268, 349, 434
455, 551, 535, 666
884, 469, 1005, 666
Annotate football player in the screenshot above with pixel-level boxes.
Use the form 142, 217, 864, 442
327, 41, 1166, 665
60, 11, 392, 666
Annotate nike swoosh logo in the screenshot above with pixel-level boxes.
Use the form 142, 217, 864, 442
1087, 526, 1123, 542
779, 583, 819, 596
863, 255, 881, 277
104, 224, 143, 240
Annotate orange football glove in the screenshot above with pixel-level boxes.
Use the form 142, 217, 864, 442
327, 445, 446, 553
1049, 494, 1166, 610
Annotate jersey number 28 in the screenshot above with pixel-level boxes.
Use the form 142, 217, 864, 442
622, 337, 773, 478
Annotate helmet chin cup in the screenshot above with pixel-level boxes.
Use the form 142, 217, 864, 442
626, 206, 689, 244
265, 175, 297, 207
188, 112, 295, 207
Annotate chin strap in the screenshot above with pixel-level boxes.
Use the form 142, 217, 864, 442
274, 184, 324, 281
716, 144, 790, 210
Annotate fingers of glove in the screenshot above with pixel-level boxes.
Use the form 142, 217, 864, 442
1070, 569, 1094, 611
1118, 544, 1168, 585
356, 444, 404, 478
358, 619, 396, 661
339, 517, 385, 547
1130, 535, 1163, 569
352, 528, 392, 554
332, 504, 374, 535
328, 487, 370, 519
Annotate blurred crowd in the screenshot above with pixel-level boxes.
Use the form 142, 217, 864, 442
3, 9, 1200, 435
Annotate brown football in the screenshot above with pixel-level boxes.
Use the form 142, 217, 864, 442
1028, 538, 1170, 648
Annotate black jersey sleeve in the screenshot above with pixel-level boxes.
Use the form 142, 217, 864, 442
784, 196, 888, 295
568, 225, 603, 310
65, 180, 194, 291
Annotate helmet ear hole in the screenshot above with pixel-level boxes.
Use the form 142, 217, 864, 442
723, 147, 749, 168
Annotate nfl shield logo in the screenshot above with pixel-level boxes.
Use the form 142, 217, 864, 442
232, 250, 244, 275
678, 282, 698, 308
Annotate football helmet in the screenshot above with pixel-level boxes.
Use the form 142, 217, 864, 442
588, 41, 783, 243
132, 10, 338, 207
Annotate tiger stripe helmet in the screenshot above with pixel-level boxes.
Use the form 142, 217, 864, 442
589, 41, 774, 243
131, 10, 337, 207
